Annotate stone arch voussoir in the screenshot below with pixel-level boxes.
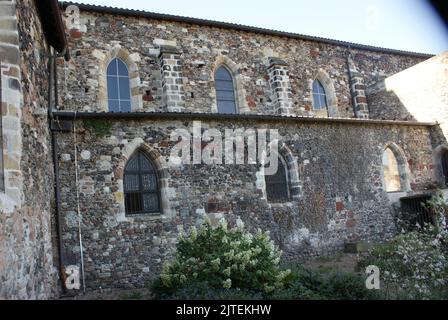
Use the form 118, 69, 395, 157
115, 138, 173, 220
383, 142, 411, 192
310, 69, 339, 118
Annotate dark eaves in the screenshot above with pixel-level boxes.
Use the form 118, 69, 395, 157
36, 0, 70, 61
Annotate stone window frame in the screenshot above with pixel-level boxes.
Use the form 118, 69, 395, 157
433, 144, 448, 188
97, 46, 142, 112
381, 142, 411, 194
114, 138, 174, 222
210, 55, 249, 114
256, 142, 301, 205
308, 69, 339, 118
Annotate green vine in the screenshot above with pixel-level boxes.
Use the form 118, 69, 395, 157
83, 119, 112, 137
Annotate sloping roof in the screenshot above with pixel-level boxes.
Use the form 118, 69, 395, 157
60, 1, 433, 59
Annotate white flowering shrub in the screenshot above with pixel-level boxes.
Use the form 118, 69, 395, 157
359, 192, 448, 299
153, 218, 290, 297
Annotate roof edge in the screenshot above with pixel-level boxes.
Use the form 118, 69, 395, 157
59, 1, 434, 59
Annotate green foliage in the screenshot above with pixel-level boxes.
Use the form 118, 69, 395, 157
270, 265, 378, 300
151, 192, 448, 300
358, 192, 448, 300
84, 119, 112, 137
152, 280, 263, 300
151, 218, 290, 299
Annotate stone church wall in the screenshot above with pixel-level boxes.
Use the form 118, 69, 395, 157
0, 0, 57, 299
57, 10, 428, 118
57, 117, 436, 289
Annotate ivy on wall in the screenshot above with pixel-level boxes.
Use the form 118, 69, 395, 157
83, 119, 112, 137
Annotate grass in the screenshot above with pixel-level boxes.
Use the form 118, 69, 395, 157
120, 290, 143, 300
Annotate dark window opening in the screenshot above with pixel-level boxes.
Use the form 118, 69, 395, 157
265, 157, 290, 202
124, 151, 160, 214
215, 66, 237, 114
400, 195, 435, 231
107, 58, 131, 112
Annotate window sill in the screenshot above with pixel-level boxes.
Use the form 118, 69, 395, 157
387, 191, 408, 204
268, 201, 295, 208
121, 212, 164, 222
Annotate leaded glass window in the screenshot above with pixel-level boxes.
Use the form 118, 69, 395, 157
124, 151, 160, 214
312, 79, 328, 110
107, 58, 131, 112
215, 66, 237, 114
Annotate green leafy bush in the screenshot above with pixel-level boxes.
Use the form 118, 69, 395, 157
152, 280, 264, 300
270, 265, 377, 300
358, 193, 448, 299
151, 218, 290, 299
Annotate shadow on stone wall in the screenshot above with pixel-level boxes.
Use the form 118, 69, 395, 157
367, 80, 416, 121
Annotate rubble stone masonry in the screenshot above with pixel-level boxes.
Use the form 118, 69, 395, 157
1, 1, 447, 297
51, 6, 447, 291
57, 10, 428, 117
56, 117, 437, 289
0, 0, 57, 299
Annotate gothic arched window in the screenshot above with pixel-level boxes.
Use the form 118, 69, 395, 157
107, 58, 131, 112
215, 66, 237, 114
312, 79, 328, 111
265, 157, 290, 202
124, 151, 160, 214
382, 147, 402, 192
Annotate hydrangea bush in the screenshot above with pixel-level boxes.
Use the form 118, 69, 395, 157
358, 192, 448, 299
153, 218, 290, 297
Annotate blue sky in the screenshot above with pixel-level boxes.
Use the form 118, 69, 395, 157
78, 0, 448, 54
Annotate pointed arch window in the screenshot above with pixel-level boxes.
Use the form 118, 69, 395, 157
382, 147, 402, 192
312, 79, 328, 111
265, 156, 291, 202
107, 58, 131, 112
215, 66, 237, 114
124, 151, 160, 214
